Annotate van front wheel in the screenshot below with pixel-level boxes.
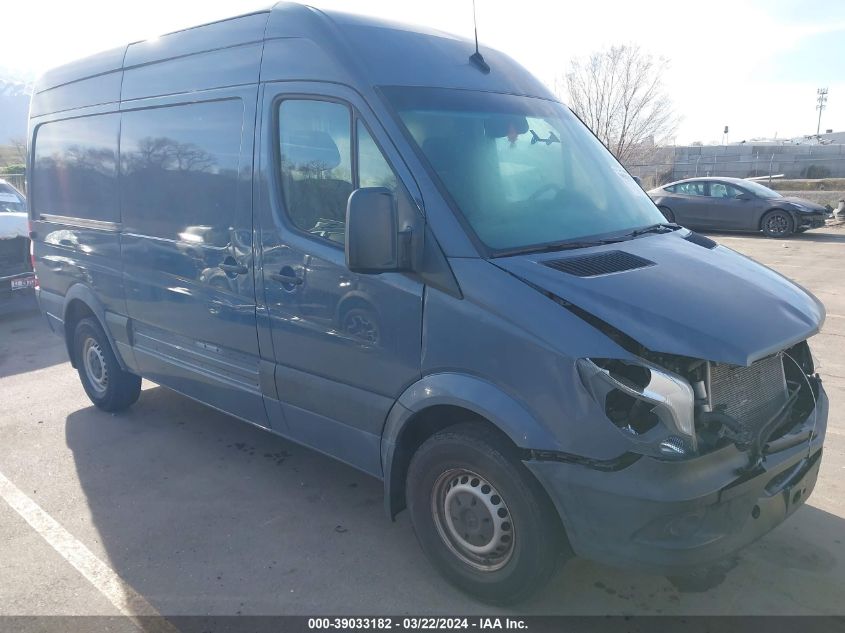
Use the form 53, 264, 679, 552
73, 317, 141, 411
406, 423, 564, 604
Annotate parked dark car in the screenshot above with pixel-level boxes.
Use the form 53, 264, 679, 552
0, 180, 35, 306
29, 4, 828, 604
648, 177, 827, 237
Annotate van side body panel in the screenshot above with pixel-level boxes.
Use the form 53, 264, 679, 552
30, 46, 125, 117
118, 88, 265, 425
29, 105, 129, 369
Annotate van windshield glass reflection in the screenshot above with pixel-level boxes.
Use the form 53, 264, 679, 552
382, 87, 665, 254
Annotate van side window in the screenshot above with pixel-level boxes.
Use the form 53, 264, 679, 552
278, 100, 353, 244
358, 121, 398, 192
32, 114, 120, 221
120, 100, 243, 241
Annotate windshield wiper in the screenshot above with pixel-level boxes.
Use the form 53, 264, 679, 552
497, 236, 625, 257
627, 222, 681, 238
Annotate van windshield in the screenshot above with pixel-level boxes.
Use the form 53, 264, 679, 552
381, 87, 666, 254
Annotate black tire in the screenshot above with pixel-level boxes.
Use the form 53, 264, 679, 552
658, 206, 675, 222
73, 317, 141, 411
406, 422, 565, 604
761, 209, 794, 238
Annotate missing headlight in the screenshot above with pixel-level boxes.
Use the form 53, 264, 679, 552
577, 358, 697, 457
604, 389, 660, 435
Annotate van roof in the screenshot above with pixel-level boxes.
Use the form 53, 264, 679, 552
31, 2, 552, 117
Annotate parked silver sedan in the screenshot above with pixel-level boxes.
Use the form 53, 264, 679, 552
648, 177, 827, 237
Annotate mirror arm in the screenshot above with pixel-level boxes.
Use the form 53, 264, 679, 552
398, 226, 414, 270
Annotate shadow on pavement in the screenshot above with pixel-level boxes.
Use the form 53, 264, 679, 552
65, 386, 845, 615
0, 305, 69, 379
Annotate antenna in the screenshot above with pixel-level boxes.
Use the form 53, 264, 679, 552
472, 0, 480, 56
469, 0, 490, 74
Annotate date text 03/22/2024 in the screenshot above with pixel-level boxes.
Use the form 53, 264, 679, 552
307, 617, 528, 630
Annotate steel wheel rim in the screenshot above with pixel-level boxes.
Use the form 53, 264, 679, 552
767, 213, 789, 235
431, 468, 515, 572
82, 337, 108, 395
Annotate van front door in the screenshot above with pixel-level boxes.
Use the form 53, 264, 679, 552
256, 86, 424, 475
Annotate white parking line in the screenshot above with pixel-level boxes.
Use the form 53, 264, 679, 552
0, 470, 179, 633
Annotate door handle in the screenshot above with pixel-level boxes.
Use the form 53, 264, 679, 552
219, 262, 248, 275
270, 272, 303, 286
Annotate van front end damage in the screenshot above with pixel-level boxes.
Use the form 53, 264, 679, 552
525, 340, 828, 572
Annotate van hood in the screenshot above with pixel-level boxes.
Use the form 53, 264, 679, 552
492, 230, 825, 366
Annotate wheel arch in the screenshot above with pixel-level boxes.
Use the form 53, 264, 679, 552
380, 372, 560, 520
759, 207, 796, 231
62, 285, 129, 371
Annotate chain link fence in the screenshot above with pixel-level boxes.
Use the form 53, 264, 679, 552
627, 145, 845, 190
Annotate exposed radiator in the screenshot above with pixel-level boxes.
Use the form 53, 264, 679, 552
708, 354, 789, 432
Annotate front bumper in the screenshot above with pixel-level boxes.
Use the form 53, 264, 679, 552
525, 385, 828, 573
797, 214, 826, 230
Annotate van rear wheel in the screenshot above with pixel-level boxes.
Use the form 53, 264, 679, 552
73, 317, 141, 411
406, 423, 564, 604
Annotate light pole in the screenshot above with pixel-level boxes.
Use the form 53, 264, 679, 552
816, 88, 828, 137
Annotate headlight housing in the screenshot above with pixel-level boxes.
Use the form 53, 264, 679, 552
577, 358, 697, 458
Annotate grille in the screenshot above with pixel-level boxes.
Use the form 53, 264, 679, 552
709, 354, 788, 432
544, 251, 655, 277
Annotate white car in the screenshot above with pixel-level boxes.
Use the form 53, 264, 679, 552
0, 179, 35, 301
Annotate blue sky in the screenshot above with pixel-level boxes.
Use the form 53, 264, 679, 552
2, 0, 843, 144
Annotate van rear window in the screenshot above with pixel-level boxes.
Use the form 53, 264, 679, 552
32, 114, 120, 221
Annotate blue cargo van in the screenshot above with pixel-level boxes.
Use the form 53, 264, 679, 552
29, 2, 827, 603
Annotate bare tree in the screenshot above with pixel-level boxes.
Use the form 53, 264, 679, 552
9, 137, 27, 164
562, 45, 678, 166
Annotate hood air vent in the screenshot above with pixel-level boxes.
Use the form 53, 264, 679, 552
543, 250, 655, 277
684, 231, 717, 249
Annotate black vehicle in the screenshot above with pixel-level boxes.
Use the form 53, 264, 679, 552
0, 180, 35, 306
648, 177, 827, 237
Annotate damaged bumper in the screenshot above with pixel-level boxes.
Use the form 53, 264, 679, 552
524, 385, 827, 573
797, 214, 826, 230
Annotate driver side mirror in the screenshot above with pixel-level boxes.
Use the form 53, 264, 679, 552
346, 187, 413, 274
736, 192, 752, 201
